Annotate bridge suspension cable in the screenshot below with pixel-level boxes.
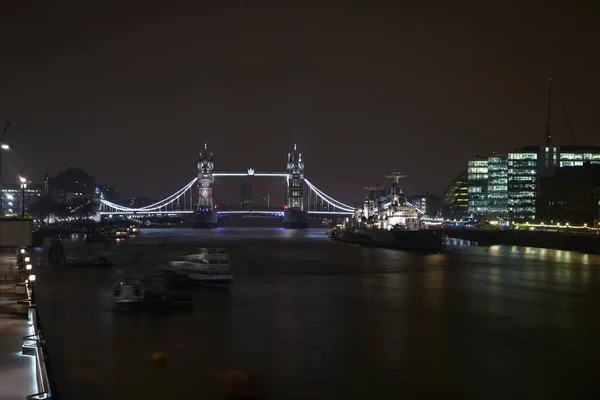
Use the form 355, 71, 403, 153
101, 178, 198, 212
304, 179, 355, 212
101, 176, 356, 215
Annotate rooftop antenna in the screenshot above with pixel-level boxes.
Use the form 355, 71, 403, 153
563, 110, 576, 145
204, 143, 207, 150
545, 77, 552, 147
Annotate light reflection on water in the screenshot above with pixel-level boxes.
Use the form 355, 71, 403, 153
33, 228, 600, 400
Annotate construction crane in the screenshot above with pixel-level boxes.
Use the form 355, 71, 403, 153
563, 110, 576, 145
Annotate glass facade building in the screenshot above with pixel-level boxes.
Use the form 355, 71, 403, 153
507, 150, 538, 220
487, 155, 508, 217
2, 183, 42, 216
439, 171, 469, 219
467, 160, 488, 214
465, 145, 600, 221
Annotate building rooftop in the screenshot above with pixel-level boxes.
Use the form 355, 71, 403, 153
516, 144, 600, 152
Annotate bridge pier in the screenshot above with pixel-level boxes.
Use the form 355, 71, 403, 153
282, 209, 308, 228
192, 209, 218, 228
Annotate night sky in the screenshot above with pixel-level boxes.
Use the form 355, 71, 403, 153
1, 1, 599, 204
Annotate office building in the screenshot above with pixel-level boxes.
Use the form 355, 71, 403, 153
2, 183, 43, 215
45, 168, 96, 203
408, 193, 440, 216
487, 155, 508, 217
467, 159, 488, 214
439, 171, 469, 219
465, 145, 600, 221
261, 194, 271, 209
537, 163, 600, 226
241, 183, 252, 208
507, 148, 538, 220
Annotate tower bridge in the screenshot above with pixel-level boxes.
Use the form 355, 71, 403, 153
100, 144, 356, 228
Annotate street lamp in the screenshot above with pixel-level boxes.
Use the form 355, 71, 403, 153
28, 274, 36, 301
0, 143, 10, 216
19, 176, 26, 219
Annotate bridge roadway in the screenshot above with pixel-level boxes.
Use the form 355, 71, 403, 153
99, 209, 355, 216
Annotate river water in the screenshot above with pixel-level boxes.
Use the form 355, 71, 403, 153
34, 228, 600, 399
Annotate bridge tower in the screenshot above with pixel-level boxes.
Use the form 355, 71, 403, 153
197, 143, 215, 209
283, 144, 308, 228
194, 143, 217, 228
286, 144, 305, 210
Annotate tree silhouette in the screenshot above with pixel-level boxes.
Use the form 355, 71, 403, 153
28, 195, 56, 223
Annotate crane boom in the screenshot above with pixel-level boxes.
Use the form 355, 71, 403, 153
563, 110, 575, 145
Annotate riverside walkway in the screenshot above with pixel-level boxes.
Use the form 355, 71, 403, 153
0, 253, 42, 400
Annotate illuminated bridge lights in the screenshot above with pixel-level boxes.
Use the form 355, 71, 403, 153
212, 171, 290, 177
101, 178, 198, 212
217, 210, 285, 217
100, 211, 194, 216
99, 210, 355, 217
100, 174, 356, 215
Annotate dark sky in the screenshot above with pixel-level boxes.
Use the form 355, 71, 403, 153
1, 0, 599, 204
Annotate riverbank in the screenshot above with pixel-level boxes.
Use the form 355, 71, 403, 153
445, 228, 600, 254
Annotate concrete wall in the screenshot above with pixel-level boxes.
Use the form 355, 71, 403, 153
0, 219, 33, 247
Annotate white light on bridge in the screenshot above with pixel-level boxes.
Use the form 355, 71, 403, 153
212, 172, 289, 177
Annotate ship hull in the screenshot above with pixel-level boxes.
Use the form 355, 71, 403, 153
332, 228, 445, 252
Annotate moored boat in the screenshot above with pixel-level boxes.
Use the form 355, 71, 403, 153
115, 229, 129, 239
112, 279, 143, 310
330, 171, 445, 252
169, 258, 232, 288
195, 248, 228, 258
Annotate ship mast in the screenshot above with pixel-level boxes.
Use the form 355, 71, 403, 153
363, 185, 385, 201
363, 185, 384, 219
385, 170, 407, 206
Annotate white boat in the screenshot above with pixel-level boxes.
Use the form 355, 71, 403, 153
183, 253, 209, 262
169, 257, 232, 288
112, 279, 143, 309
195, 248, 228, 258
